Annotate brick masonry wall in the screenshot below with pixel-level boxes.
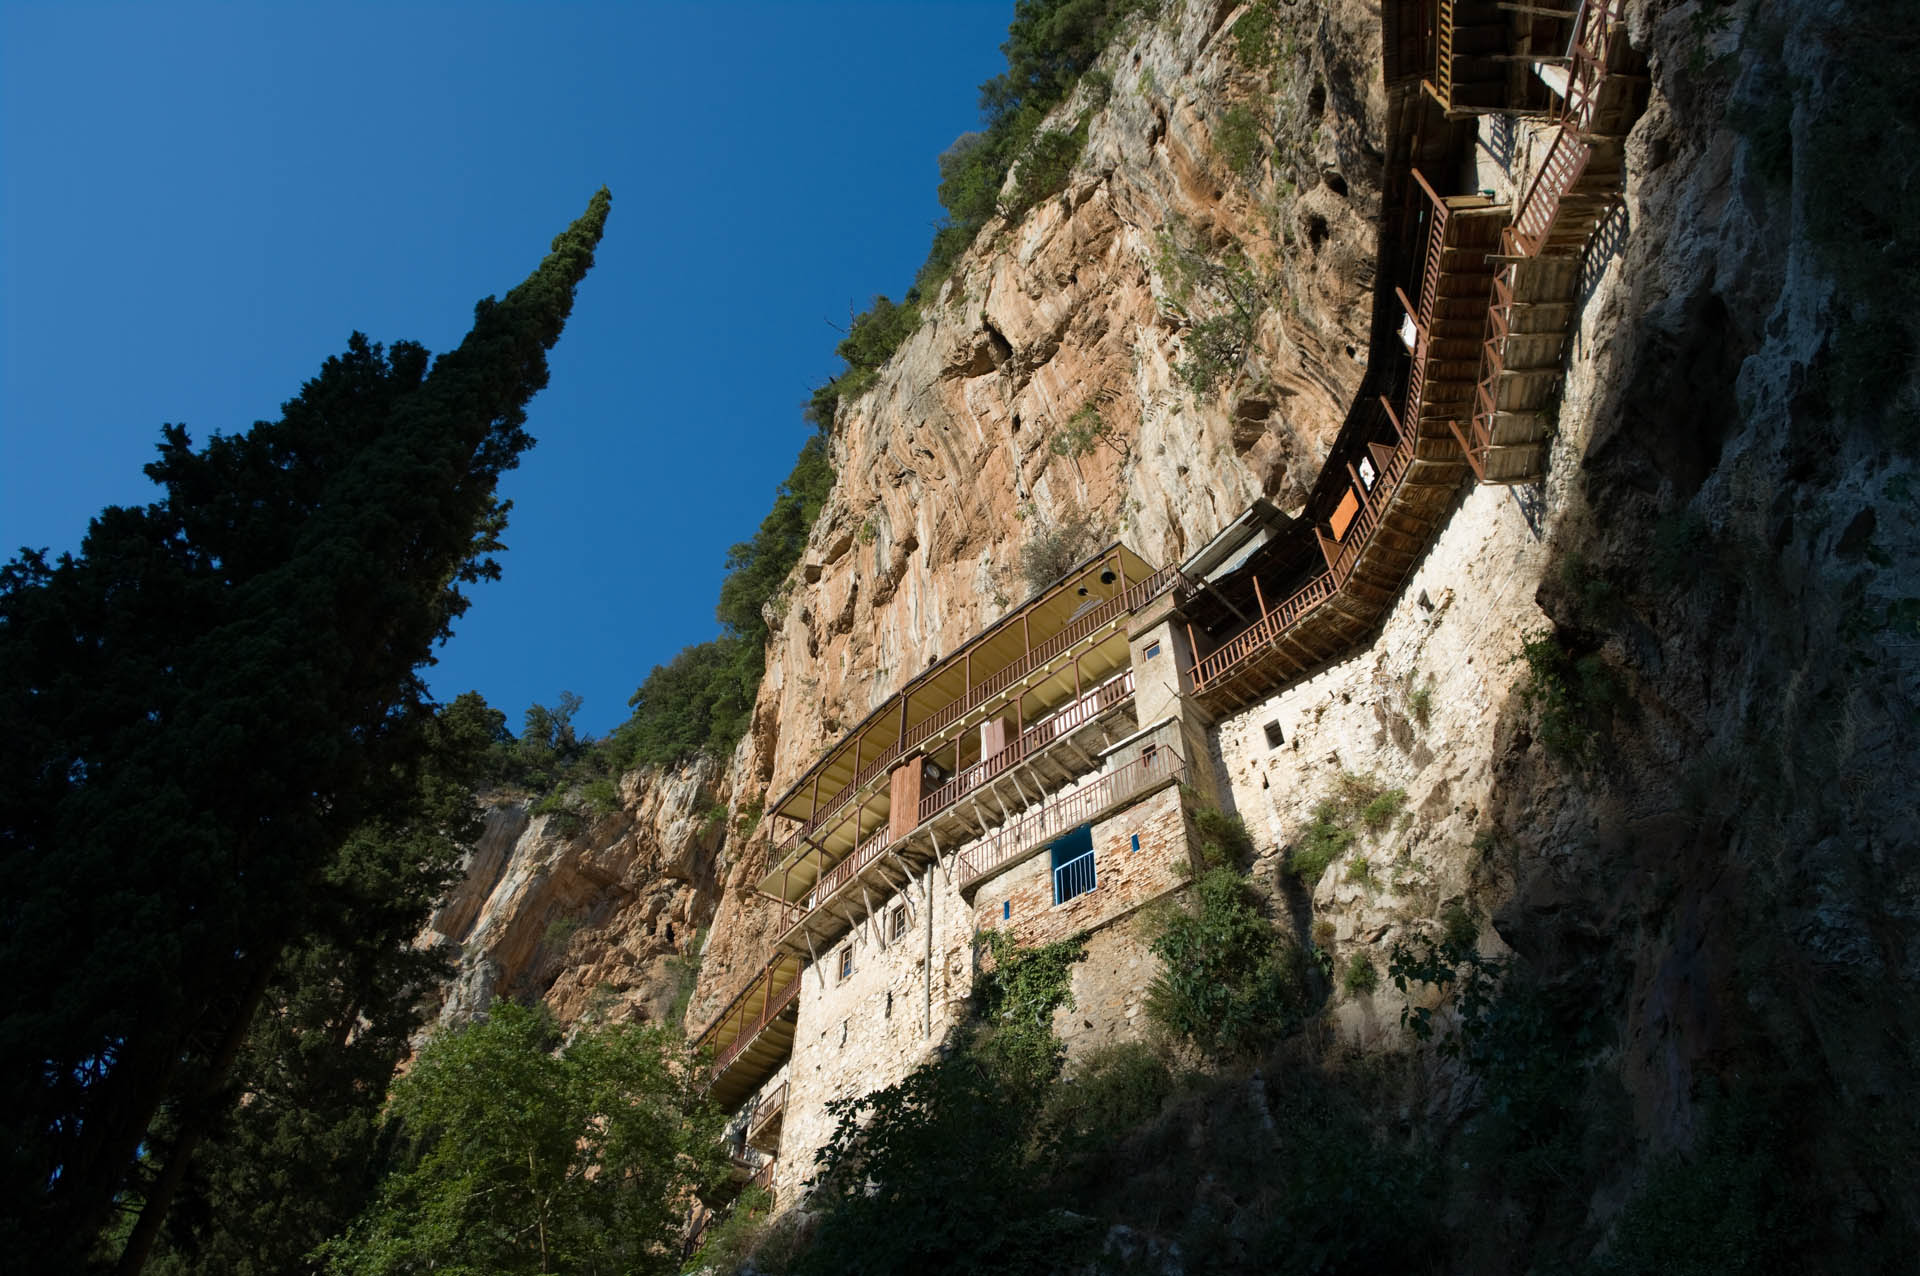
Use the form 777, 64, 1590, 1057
971, 782, 1192, 952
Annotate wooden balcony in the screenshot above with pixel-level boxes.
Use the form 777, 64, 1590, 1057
1459, 0, 1645, 485
764, 546, 1165, 857
1426, 0, 1572, 118
694, 950, 803, 1111
774, 669, 1141, 954
956, 745, 1186, 893
758, 561, 1186, 930
746, 1080, 787, 1152
1185, 166, 1504, 711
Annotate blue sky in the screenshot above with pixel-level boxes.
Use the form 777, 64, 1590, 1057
0, 1, 1012, 736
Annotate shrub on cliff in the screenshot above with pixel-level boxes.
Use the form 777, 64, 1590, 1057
1145, 867, 1307, 1060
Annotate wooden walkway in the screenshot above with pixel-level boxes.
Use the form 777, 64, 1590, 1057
1459, 0, 1647, 483
1190, 0, 1645, 709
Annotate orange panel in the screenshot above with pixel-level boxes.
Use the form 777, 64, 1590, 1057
1329, 488, 1361, 541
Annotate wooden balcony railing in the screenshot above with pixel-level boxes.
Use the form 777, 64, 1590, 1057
957, 746, 1185, 890
1510, 128, 1591, 256
705, 959, 802, 1077
909, 566, 1186, 746
1190, 409, 1418, 695
782, 824, 894, 933
770, 566, 1185, 867
1190, 572, 1335, 689
748, 1081, 788, 1136
917, 669, 1135, 824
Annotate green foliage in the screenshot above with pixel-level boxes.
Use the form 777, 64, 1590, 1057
1558, 551, 1621, 625
543, 914, 583, 948
1005, 118, 1090, 220
921, 0, 1150, 284
1192, 803, 1256, 868
1440, 903, 1479, 951
1345, 856, 1374, 888
144, 696, 497, 1276
797, 932, 1094, 1276
1215, 102, 1268, 177
1290, 801, 1354, 884
1408, 677, 1434, 726
1156, 220, 1269, 393
1390, 930, 1609, 1186
321, 1002, 724, 1276
1145, 868, 1306, 1059
808, 297, 922, 428
1017, 505, 1109, 591
1516, 630, 1625, 766
1594, 1093, 1809, 1276
1048, 402, 1118, 460
1359, 787, 1406, 830
1341, 951, 1378, 995
687, 1186, 775, 1274
1229, 0, 1286, 70
0, 190, 610, 1269
1090, 1046, 1442, 1274
1037, 1042, 1173, 1160
972, 929, 1087, 1086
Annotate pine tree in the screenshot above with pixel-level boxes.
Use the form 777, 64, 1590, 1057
0, 189, 611, 1273
141, 692, 507, 1276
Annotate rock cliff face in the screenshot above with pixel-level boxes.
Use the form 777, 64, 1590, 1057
693, 0, 1390, 1028
422, 758, 722, 1031
431, 0, 1920, 1252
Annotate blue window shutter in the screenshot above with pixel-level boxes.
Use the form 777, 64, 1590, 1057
1002, 900, 1010, 920
1130, 833, 1140, 853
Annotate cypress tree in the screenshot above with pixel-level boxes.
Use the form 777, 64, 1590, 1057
0, 189, 611, 1272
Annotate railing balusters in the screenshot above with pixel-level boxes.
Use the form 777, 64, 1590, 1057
957, 748, 1185, 889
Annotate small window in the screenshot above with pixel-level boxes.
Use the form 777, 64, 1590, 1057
839, 1020, 848, 1046
1144, 640, 1161, 660
885, 990, 894, 1019
890, 905, 909, 941
1142, 742, 1158, 766
837, 946, 854, 981
1050, 826, 1097, 906
1002, 900, 1011, 921
1130, 833, 1141, 853
1264, 720, 1285, 749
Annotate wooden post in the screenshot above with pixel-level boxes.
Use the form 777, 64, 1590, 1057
1316, 528, 1342, 573
1348, 461, 1373, 512
1380, 394, 1405, 441
1115, 553, 1128, 590
1252, 574, 1268, 619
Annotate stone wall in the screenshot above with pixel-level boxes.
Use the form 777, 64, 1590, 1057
774, 859, 975, 1200
973, 780, 1191, 952
1210, 456, 1555, 1043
